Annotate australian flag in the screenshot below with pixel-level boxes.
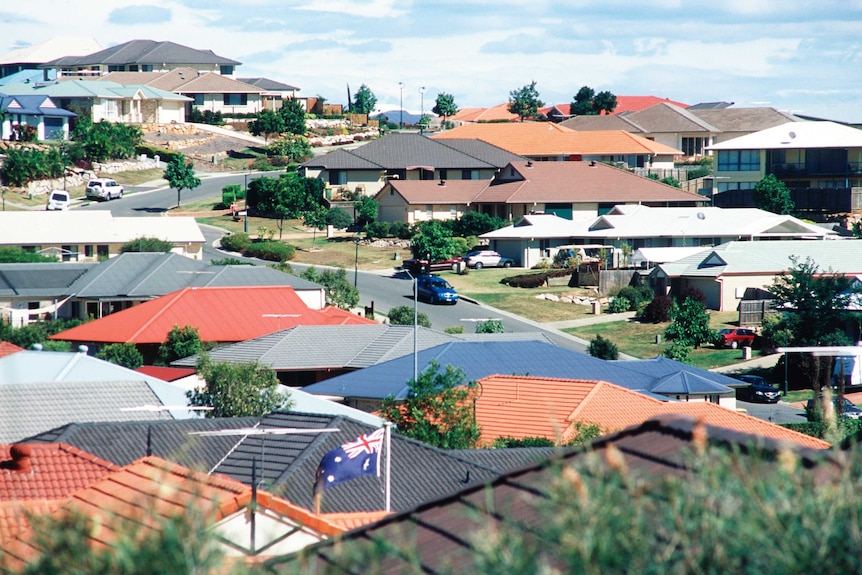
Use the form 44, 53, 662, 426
314, 428, 384, 496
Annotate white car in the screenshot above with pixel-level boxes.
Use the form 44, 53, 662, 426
86, 178, 124, 201
465, 250, 515, 269
45, 189, 71, 211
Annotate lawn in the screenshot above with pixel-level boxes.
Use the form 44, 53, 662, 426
563, 311, 763, 369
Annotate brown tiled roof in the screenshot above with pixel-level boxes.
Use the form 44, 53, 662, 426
474, 374, 830, 450
433, 122, 682, 156
102, 67, 263, 93
0, 443, 118, 501
0, 456, 345, 570
383, 179, 486, 204
0, 342, 24, 359
0, 500, 59, 543
449, 103, 519, 122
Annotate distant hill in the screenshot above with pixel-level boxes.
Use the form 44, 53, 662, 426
372, 109, 425, 125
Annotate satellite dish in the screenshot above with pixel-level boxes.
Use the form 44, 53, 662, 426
697, 212, 706, 220
789, 131, 796, 139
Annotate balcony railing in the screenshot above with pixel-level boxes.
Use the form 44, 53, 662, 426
769, 162, 862, 177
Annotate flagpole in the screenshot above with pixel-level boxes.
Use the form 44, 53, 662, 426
384, 422, 392, 512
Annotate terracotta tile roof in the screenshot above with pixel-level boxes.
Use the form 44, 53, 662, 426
0, 456, 344, 570
0, 342, 24, 359
433, 123, 682, 156
0, 500, 58, 543
449, 103, 519, 123
384, 179, 487, 204
474, 375, 830, 450
0, 443, 118, 501
318, 510, 391, 531
49, 286, 375, 344
611, 95, 689, 114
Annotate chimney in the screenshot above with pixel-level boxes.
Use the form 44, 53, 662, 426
9, 444, 32, 473
438, 180, 446, 186
526, 160, 533, 168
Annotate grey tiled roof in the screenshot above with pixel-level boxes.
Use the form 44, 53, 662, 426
0, 380, 171, 443
172, 325, 457, 369
67, 252, 321, 298
45, 39, 240, 67
301, 133, 522, 171
0, 262, 94, 297
238, 77, 300, 91
23, 417, 261, 469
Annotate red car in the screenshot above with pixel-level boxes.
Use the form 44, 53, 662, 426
718, 328, 756, 349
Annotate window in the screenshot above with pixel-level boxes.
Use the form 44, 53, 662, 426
97, 245, 109, 259
84, 245, 94, 258
461, 169, 480, 180
681, 137, 708, 156
426, 205, 433, 218
717, 150, 760, 171
439, 169, 448, 180
142, 65, 153, 72
450, 205, 457, 218
717, 181, 756, 193
328, 171, 347, 185
223, 93, 247, 106
191, 94, 204, 106
220, 65, 234, 75
128, 65, 139, 72
108, 65, 123, 72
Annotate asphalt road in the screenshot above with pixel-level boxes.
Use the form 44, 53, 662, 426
736, 399, 806, 424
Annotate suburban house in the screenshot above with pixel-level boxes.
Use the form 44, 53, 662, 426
472, 374, 828, 448
41, 39, 241, 79
272, 415, 839, 574
49, 285, 375, 361
0, 455, 366, 568
0, 349, 196, 443
707, 120, 862, 216
480, 204, 834, 269
239, 77, 301, 110
0, 78, 192, 124
100, 68, 265, 116
301, 340, 742, 413
171, 324, 555, 387
453, 96, 689, 124
0, 36, 100, 79
22, 412, 554, 516
300, 133, 523, 198
653, 239, 862, 311
0, 93, 76, 140
432, 122, 683, 169
0, 252, 326, 327
377, 160, 705, 229
0, 212, 205, 262
562, 103, 800, 160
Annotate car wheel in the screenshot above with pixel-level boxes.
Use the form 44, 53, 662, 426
474, 262, 483, 269
430, 294, 436, 304
730, 341, 739, 349
118, 190, 123, 199
503, 261, 512, 268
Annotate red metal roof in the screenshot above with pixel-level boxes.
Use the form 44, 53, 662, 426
50, 286, 375, 344
135, 365, 197, 381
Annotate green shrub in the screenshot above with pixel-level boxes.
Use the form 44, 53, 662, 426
219, 232, 252, 253
0, 147, 64, 186
244, 241, 295, 262
210, 257, 252, 266
221, 184, 245, 207
136, 144, 184, 164
588, 334, 619, 360
501, 269, 570, 288
444, 326, 464, 334
476, 319, 505, 333
640, 295, 673, 323
608, 297, 630, 314
388, 305, 431, 328
616, 285, 654, 310
392, 221, 413, 239
365, 221, 391, 239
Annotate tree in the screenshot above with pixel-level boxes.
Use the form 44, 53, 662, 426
378, 361, 480, 450
569, 85, 595, 116
664, 298, 717, 348
248, 108, 285, 144
432, 92, 458, 125
163, 155, 201, 208
303, 203, 328, 250
267, 134, 312, 162
354, 195, 378, 229
476, 319, 504, 334
352, 84, 377, 115
325, 208, 353, 229
388, 305, 431, 328
661, 340, 692, 363
156, 324, 206, 366
300, 266, 359, 309
187, 354, 290, 418
120, 237, 174, 253
508, 81, 544, 121
95, 342, 143, 369
248, 171, 325, 239
410, 220, 457, 261
0, 247, 58, 263
588, 334, 619, 360
278, 98, 306, 135
592, 90, 618, 114
754, 174, 795, 215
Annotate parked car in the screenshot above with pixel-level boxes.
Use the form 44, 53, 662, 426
805, 396, 862, 420
403, 257, 462, 275
717, 328, 757, 349
464, 250, 514, 269
86, 178, 124, 201
735, 375, 780, 403
45, 189, 71, 211
416, 275, 459, 305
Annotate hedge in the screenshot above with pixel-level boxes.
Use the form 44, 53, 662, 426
500, 269, 572, 288
781, 419, 862, 441
136, 144, 184, 164
220, 232, 252, 253
243, 241, 295, 262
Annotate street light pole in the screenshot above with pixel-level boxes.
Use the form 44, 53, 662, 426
419, 86, 426, 134
244, 167, 249, 233
353, 234, 360, 288
398, 82, 404, 130
403, 269, 419, 384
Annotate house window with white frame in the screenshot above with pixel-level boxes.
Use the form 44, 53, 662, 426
426, 205, 433, 218
223, 93, 247, 106
681, 137, 708, 156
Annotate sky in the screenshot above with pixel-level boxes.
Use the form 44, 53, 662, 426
3, 1, 862, 121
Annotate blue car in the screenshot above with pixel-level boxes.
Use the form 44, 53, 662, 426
416, 275, 459, 305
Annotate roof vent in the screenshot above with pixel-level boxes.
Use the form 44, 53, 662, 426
31, 343, 42, 351
78, 344, 89, 354
526, 160, 533, 168
7, 444, 32, 473
438, 179, 446, 186
590, 160, 597, 167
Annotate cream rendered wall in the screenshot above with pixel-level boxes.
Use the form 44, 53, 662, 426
718, 274, 775, 312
